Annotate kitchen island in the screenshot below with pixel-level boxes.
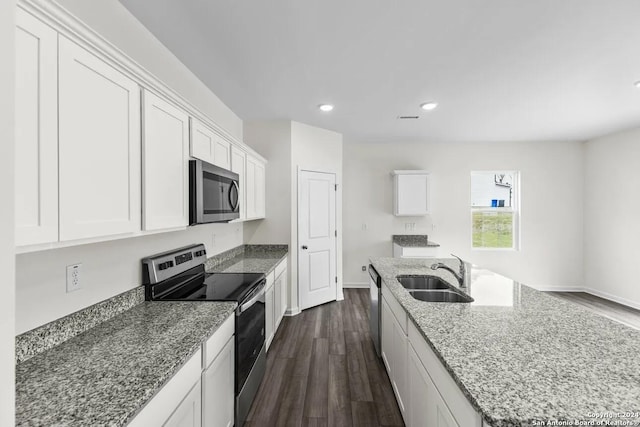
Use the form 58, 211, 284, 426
370, 257, 640, 427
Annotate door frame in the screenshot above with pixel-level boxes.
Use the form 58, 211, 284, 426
295, 167, 342, 313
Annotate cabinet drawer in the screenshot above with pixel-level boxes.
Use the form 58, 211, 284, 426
408, 321, 481, 427
382, 283, 407, 335
275, 259, 287, 279
204, 313, 234, 369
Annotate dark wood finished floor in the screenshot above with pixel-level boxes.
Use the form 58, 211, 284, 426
244, 289, 404, 427
548, 291, 640, 330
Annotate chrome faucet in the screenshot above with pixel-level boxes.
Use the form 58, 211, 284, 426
430, 254, 466, 288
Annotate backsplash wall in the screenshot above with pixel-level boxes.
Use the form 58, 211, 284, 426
15, 222, 242, 334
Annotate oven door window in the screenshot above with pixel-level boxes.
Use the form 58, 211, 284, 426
236, 295, 265, 393
203, 171, 239, 214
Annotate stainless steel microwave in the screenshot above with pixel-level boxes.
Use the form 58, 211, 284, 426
189, 159, 240, 224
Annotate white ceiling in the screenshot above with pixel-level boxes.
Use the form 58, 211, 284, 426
119, 0, 640, 143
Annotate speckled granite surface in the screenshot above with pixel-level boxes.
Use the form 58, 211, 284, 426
206, 244, 288, 274
16, 286, 145, 363
370, 257, 640, 427
16, 301, 236, 427
392, 234, 440, 247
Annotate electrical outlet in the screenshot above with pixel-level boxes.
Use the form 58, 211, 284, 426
362, 223, 368, 231
66, 263, 82, 293
361, 266, 367, 272
404, 223, 416, 231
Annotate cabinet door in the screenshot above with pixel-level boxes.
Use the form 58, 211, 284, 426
245, 155, 266, 220
164, 380, 202, 427
391, 309, 408, 418
255, 160, 266, 218
58, 36, 141, 241
142, 90, 189, 231
190, 118, 213, 164
279, 270, 288, 319
211, 135, 231, 170
381, 298, 393, 374
274, 273, 283, 330
265, 284, 275, 351
15, 10, 58, 246
203, 337, 234, 427
230, 146, 246, 221
395, 173, 430, 216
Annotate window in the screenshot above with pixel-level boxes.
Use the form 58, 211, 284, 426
470, 171, 519, 250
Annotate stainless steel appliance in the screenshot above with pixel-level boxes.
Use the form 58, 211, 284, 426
189, 159, 240, 224
142, 244, 266, 427
369, 264, 382, 357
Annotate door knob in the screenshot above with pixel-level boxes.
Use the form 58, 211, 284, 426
301, 245, 308, 250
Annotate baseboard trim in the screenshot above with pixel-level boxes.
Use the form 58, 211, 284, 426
533, 285, 585, 292
343, 282, 369, 289
285, 307, 301, 317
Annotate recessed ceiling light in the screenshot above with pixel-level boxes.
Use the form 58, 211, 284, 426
318, 104, 334, 112
420, 102, 438, 111
634, 81, 640, 89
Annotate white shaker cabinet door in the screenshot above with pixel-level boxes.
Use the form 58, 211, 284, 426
245, 155, 266, 220
142, 90, 190, 231
190, 118, 231, 170
58, 36, 141, 241
202, 337, 234, 427
163, 380, 202, 427
230, 146, 246, 221
265, 283, 275, 351
15, 10, 58, 246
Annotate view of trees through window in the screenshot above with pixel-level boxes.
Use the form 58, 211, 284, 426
471, 172, 518, 249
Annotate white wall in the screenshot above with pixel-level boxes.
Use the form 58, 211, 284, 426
584, 128, 640, 309
343, 140, 584, 289
244, 121, 343, 313
0, 0, 16, 423
56, 0, 243, 141
16, 223, 242, 334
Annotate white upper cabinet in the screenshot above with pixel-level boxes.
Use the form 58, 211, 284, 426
142, 90, 190, 231
245, 155, 266, 220
58, 36, 141, 241
190, 118, 231, 170
15, 10, 58, 246
230, 146, 247, 221
393, 170, 431, 216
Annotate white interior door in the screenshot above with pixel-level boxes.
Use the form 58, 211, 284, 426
298, 170, 337, 311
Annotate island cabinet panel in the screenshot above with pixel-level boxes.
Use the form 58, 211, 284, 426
15, 10, 59, 246
408, 321, 482, 427
142, 90, 190, 231
381, 294, 408, 423
58, 36, 141, 241
408, 345, 459, 427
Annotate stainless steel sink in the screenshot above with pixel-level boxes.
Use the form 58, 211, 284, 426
396, 275, 451, 290
408, 289, 474, 303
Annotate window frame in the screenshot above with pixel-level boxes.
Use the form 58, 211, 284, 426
470, 170, 520, 251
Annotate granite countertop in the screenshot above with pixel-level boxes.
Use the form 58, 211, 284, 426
206, 244, 288, 275
16, 301, 236, 427
392, 234, 440, 247
369, 257, 640, 427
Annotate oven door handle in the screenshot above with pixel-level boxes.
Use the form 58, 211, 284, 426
237, 284, 265, 315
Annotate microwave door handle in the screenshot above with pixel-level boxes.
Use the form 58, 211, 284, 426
230, 180, 240, 211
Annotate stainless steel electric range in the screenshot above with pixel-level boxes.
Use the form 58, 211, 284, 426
142, 244, 266, 427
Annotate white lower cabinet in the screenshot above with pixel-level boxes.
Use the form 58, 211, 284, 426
164, 381, 202, 427
202, 337, 234, 427
266, 259, 288, 352
381, 286, 482, 427
265, 274, 275, 350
